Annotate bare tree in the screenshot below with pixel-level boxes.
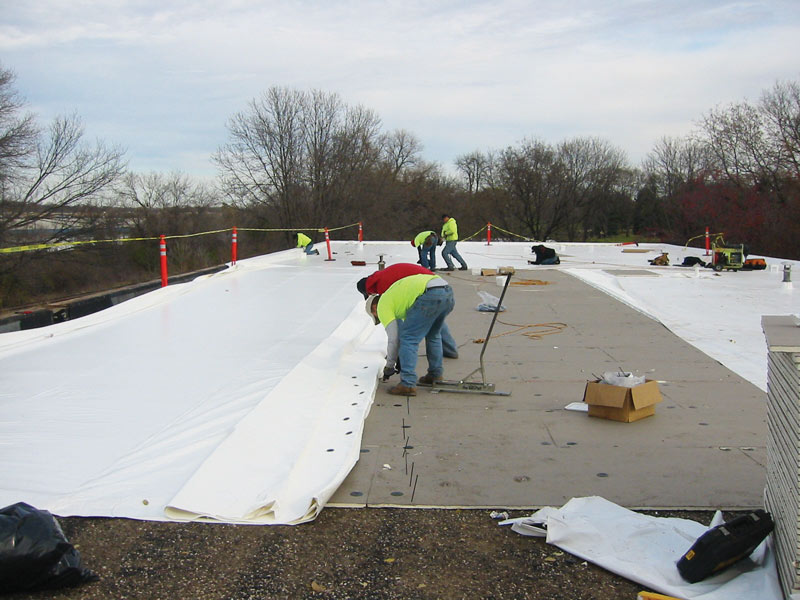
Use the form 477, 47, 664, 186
331, 104, 382, 222
701, 101, 769, 188
214, 87, 304, 225
759, 80, 800, 183
117, 171, 214, 233
492, 139, 565, 240
696, 84, 800, 208
381, 129, 422, 180
558, 137, 628, 240
214, 87, 383, 229
115, 171, 223, 271
0, 66, 36, 186
0, 66, 126, 248
301, 90, 341, 222
454, 150, 490, 194
642, 136, 710, 199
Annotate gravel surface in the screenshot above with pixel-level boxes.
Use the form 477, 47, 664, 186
3, 507, 724, 600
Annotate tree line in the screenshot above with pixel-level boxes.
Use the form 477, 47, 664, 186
1, 60, 799, 308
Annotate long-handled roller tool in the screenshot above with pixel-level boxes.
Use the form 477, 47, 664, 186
424, 273, 512, 396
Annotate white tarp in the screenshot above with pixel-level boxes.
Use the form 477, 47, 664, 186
0, 251, 386, 524
504, 496, 782, 600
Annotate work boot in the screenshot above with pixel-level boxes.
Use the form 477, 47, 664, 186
441, 267, 454, 272
459, 265, 468, 270
388, 383, 417, 396
417, 373, 442, 385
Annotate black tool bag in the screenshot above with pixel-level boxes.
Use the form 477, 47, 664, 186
677, 509, 774, 583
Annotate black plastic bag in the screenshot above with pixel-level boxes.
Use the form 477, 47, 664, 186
0, 502, 98, 593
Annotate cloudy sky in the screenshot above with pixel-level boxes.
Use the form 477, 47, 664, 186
1, 1, 798, 178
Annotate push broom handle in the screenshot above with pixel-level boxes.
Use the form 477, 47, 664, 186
463, 273, 512, 384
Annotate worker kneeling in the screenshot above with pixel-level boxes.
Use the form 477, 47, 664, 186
367, 274, 455, 396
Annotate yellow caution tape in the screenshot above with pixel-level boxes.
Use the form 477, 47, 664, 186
0, 222, 363, 254
326, 222, 361, 232
460, 225, 488, 241
489, 224, 533, 241
0, 236, 163, 254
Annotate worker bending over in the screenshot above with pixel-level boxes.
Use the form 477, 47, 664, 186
357, 263, 459, 359
366, 272, 455, 396
440, 214, 468, 271
294, 231, 319, 255
412, 230, 438, 270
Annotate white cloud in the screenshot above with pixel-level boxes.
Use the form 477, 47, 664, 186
1, 0, 798, 175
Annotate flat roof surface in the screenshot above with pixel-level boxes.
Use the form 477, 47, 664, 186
2, 240, 789, 523
331, 267, 767, 510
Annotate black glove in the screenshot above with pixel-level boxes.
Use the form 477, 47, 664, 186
382, 367, 396, 381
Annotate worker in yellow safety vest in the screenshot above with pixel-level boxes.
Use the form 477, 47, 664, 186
440, 214, 467, 271
412, 230, 438, 270
294, 232, 319, 255
366, 273, 455, 396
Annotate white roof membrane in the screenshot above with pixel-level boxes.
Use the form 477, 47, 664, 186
0, 251, 385, 524
0, 240, 797, 523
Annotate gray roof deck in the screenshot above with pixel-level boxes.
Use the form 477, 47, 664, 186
330, 268, 766, 510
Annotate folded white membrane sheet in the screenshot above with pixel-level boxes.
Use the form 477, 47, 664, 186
0, 253, 385, 524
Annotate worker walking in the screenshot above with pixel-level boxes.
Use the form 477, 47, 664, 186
294, 231, 319, 255
357, 263, 459, 359
366, 273, 455, 396
412, 230, 438, 270
440, 214, 467, 271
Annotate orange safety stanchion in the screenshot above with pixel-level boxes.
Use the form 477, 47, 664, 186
324, 227, 335, 261
159, 235, 168, 287
705, 226, 710, 256
231, 227, 238, 265
358, 222, 363, 242
487, 223, 492, 245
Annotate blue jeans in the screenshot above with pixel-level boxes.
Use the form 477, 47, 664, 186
303, 242, 316, 255
431, 322, 458, 358
418, 245, 436, 270
442, 241, 467, 269
398, 286, 455, 386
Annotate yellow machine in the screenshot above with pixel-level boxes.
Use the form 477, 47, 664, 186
711, 236, 745, 272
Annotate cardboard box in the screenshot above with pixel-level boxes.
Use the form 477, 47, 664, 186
583, 380, 662, 422
481, 268, 497, 276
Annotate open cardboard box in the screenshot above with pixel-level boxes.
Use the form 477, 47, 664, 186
583, 379, 663, 422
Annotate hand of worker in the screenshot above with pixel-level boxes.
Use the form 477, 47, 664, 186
382, 367, 396, 381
